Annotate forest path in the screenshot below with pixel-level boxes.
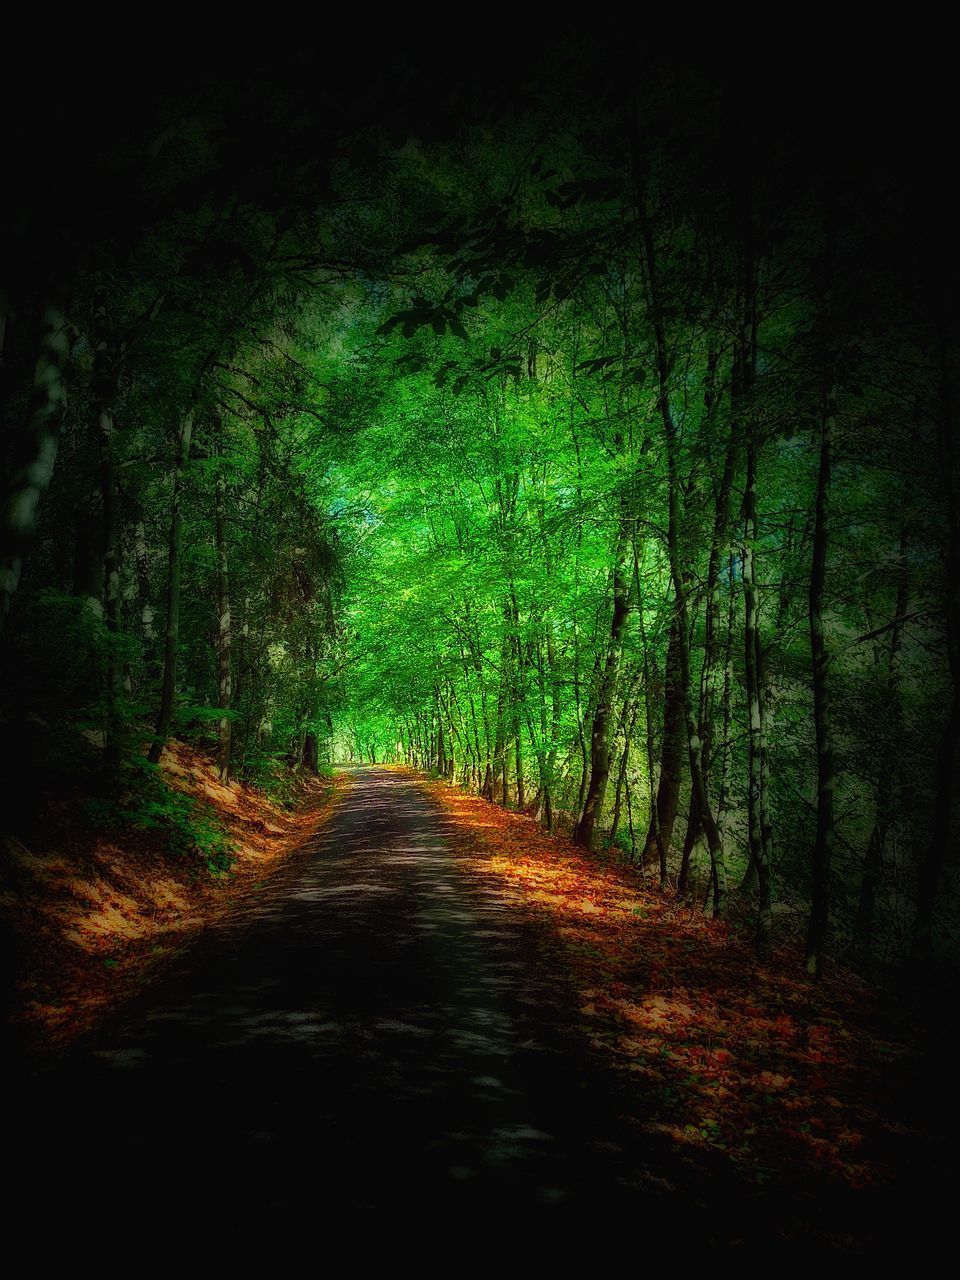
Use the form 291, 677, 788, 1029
12, 767, 694, 1240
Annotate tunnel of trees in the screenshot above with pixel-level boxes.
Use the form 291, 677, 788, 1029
2, 34, 957, 1010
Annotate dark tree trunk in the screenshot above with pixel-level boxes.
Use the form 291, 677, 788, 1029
0, 305, 70, 633
302, 731, 319, 773
677, 357, 735, 908
743, 435, 773, 952
805, 384, 836, 977
854, 529, 909, 957
642, 616, 684, 871
93, 313, 123, 783
574, 524, 631, 852
148, 406, 194, 764
610, 698, 640, 846
214, 423, 233, 782
635, 159, 726, 904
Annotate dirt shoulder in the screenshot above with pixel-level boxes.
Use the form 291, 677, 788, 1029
2, 742, 346, 1052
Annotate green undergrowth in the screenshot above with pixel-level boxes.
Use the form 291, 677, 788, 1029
85, 755, 237, 876
239, 750, 336, 807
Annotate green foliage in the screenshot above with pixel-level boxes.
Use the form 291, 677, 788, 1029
239, 749, 304, 808
606, 828, 635, 860
15, 588, 139, 712
87, 757, 236, 875
2, 50, 954, 978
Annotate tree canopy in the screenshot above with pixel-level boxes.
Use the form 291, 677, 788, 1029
2, 34, 957, 983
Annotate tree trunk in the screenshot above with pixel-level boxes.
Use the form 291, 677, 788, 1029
93, 316, 122, 782
635, 168, 726, 907
214, 427, 233, 782
492, 629, 509, 802
642, 615, 684, 871
715, 554, 738, 912
575, 640, 603, 823
744, 437, 773, 953
302, 731, 319, 773
853, 529, 909, 958
0, 305, 70, 632
637, 604, 666, 879
678, 360, 735, 905
804, 384, 836, 977
510, 594, 525, 807
133, 514, 155, 646
574, 523, 631, 852
148, 406, 195, 764
610, 698, 640, 846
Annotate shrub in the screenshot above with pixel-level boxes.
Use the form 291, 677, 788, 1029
87, 754, 236, 875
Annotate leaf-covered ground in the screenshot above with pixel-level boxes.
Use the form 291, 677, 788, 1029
421, 773, 937, 1196
2, 743, 344, 1049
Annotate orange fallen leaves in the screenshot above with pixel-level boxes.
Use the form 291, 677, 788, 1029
8, 742, 346, 1048
424, 776, 923, 1192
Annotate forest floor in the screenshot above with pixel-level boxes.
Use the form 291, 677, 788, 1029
1, 740, 344, 1050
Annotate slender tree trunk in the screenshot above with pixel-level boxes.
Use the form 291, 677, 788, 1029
513, 718, 525, 807
717, 551, 737, 857
492, 627, 509, 803
0, 305, 70, 633
545, 627, 562, 830
530, 637, 551, 824
214, 427, 233, 782
678, 362, 734, 902
676, 789, 701, 902
626, 768, 638, 862
133, 514, 155, 646
637, 603, 666, 879
574, 523, 631, 852
148, 406, 195, 764
729, 207, 771, 943
636, 170, 726, 908
805, 383, 836, 977
509, 593, 525, 807
853, 530, 909, 957
744, 436, 773, 952
575, 639, 604, 822
610, 698, 640, 845
93, 317, 123, 782
642, 615, 684, 869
